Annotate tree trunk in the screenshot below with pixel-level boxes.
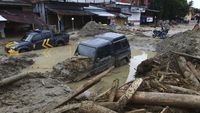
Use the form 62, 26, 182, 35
118, 78, 143, 111
0, 73, 30, 87
177, 56, 200, 86
79, 101, 118, 113
116, 91, 200, 108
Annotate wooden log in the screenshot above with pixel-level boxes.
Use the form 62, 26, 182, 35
43, 66, 114, 112
166, 85, 200, 95
187, 61, 200, 81
98, 102, 119, 111
171, 51, 200, 61
109, 79, 119, 102
116, 91, 200, 108
118, 78, 143, 111
177, 56, 200, 86
79, 101, 118, 113
0, 73, 30, 87
48, 103, 81, 113
160, 106, 172, 113
125, 109, 146, 113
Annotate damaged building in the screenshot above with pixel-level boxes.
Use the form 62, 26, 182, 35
32, 0, 116, 32
0, 0, 45, 38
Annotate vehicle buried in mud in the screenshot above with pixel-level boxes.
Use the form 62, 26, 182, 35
53, 32, 131, 81
5, 29, 69, 54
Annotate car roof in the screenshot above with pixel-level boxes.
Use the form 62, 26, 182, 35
95, 32, 125, 42
80, 38, 111, 48
30, 29, 51, 34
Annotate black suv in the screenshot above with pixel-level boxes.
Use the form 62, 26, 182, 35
75, 32, 131, 74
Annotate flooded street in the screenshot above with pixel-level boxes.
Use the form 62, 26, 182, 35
13, 41, 155, 93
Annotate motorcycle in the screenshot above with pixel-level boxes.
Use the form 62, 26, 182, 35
152, 28, 169, 39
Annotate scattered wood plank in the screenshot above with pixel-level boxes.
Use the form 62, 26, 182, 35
109, 79, 119, 102
79, 101, 118, 113
48, 103, 81, 113
125, 109, 146, 113
171, 51, 200, 61
177, 56, 200, 86
160, 106, 172, 113
116, 91, 200, 108
187, 61, 200, 82
42, 66, 114, 112
166, 85, 200, 95
98, 102, 119, 111
118, 78, 143, 111
0, 73, 30, 87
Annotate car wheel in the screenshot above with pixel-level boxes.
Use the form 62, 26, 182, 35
56, 41, 65, 46
19, 49, 27, 53
152, 34, 156, 38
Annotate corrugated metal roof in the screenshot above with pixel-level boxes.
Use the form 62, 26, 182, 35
89, 11, 115, 17
0, 15, 7, 21
48, 8, 94, 16
84, 6, 115, 17
0, 10, 45, 25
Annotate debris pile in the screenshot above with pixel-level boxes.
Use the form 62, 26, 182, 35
78, 21, 113, 37
0, 54, 34, 80
52, 56, 93, 82
157, 30, 200, 56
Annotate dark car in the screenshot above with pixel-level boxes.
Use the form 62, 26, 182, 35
5, 29, 69, 54
75, 32, 131, 74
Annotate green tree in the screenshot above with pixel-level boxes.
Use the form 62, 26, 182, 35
149, 0, 191, 20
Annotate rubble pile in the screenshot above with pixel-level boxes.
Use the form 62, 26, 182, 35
78, 21, 113, 37
52, 56, 93, 82
0, 54, 34, 79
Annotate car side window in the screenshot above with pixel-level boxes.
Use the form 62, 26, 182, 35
114, 42, 122, 50
43, 32, 51, 39
121, 40, 129, 48
32, 34, 42, 42
97, 45, 111, 59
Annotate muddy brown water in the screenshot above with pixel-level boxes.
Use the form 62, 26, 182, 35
6, 41, 155, 93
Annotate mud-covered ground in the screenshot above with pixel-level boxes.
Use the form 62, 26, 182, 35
0, 22, 196, 113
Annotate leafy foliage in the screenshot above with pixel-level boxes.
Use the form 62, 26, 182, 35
149, 0, 191, 20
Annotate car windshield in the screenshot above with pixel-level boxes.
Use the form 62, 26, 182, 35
21, 33, 37, 42
77, 44, 96, 58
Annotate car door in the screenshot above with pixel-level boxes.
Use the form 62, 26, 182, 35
31, 34, 45, 50
93, 45, 114, 74
42, 32, 55, 47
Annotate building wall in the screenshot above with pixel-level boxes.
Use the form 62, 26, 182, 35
128, 12, 141, 25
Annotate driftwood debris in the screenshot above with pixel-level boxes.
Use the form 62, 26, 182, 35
187, 61, 200, 81
116, 91, 200, 108
118, 78, 143, 111
177, 56, 200, 86
172, 51, 200, 61
43, 66, 114, 112
160, 106, 172, 113
0, 73, 30, 87
166, 85, 200, 95
109, 79, 119, 102
79, 101, 118, 113
48, 103, 81, 113
125, 109, 146, 113
56, 66, 114, 107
